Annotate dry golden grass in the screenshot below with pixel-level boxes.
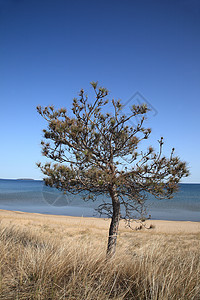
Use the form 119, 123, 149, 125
0, 210, 199, 299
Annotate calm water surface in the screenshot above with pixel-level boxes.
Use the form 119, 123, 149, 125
0, 179, 199, 221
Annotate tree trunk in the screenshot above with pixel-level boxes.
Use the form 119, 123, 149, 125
107, 186, 120, 257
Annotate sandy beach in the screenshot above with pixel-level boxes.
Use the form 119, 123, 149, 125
0, 208, 199, 235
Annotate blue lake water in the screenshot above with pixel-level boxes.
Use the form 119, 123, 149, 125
0, 179, 199, 221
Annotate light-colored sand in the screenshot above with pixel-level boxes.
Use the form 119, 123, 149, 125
0, 209, 199, 234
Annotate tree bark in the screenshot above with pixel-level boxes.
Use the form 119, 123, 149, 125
107, 186, 120, 257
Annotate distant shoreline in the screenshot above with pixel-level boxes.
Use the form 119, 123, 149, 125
16, 178, 35, 181
0, 178, 200, 184
0, 178, 42, 181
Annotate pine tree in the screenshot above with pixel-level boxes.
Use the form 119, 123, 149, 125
37, 82, 189, 256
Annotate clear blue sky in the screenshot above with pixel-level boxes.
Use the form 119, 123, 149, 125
0, 0, 199, 183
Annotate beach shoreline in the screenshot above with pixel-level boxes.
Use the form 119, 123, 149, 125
0, 208, 200, 234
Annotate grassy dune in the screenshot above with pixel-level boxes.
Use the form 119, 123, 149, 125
0, 210, 199, 299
